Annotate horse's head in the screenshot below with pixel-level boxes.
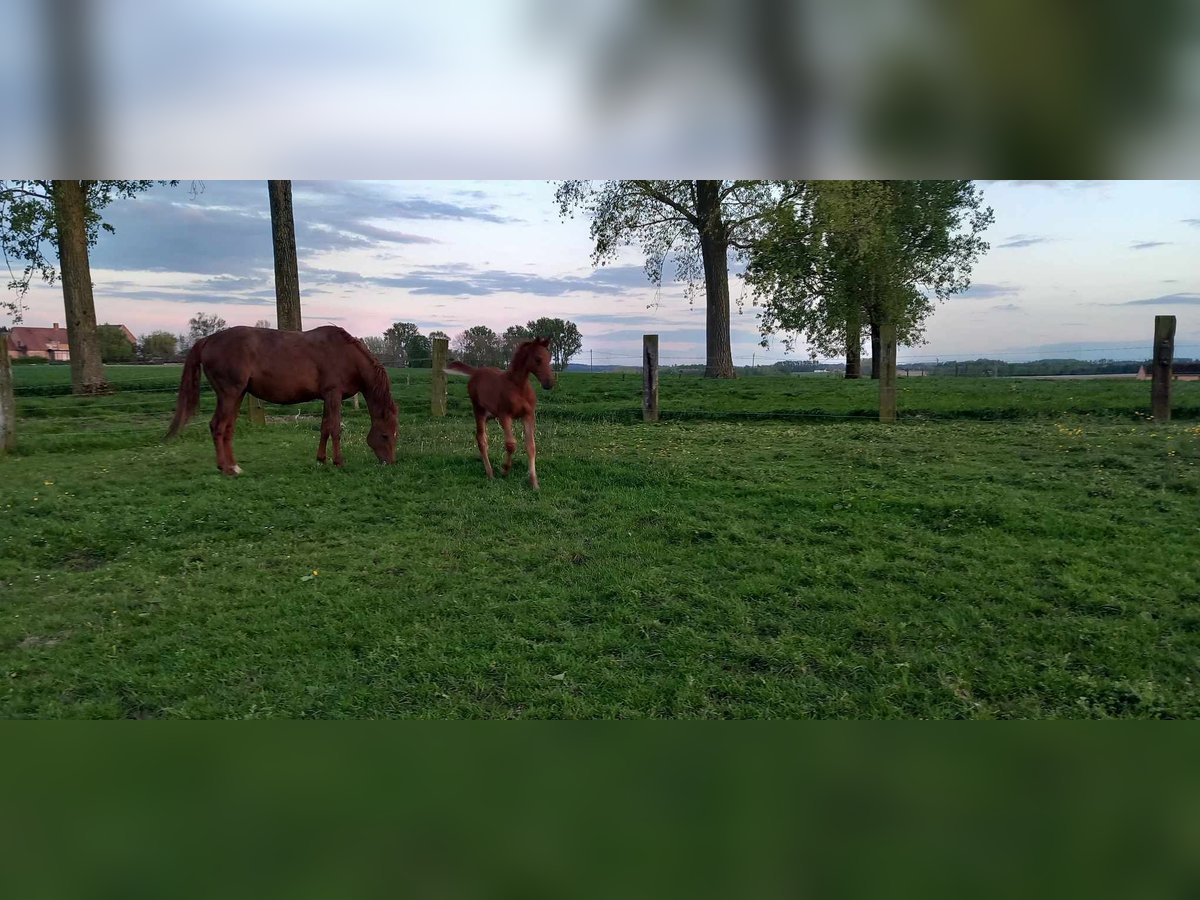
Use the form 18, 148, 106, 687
367, 417, 397, 464
364, 361, 399, 464
530, 336, 555, 390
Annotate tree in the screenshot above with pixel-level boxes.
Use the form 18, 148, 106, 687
360, 336, 388, 362
746, 181, 993, 378
139, 331, 177, 359
97, 325, 134, 362
383, 322, 420, 367
404, 332, 432, 368
268, 180, 303, 331
188, 312, 227, 345
501, 324, 534, 365
525, 317, 583, 372
452, 326, 503, 367
254, 318, 272, 329
555, 180, 803, 378
0, 179, 175, 393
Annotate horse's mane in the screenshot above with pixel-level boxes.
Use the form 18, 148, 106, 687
341, 329, 397, 422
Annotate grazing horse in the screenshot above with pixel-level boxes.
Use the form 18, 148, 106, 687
446, 337, 555, 490
166, 325, 397, 475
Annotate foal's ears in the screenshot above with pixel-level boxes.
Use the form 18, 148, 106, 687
536, 336, 551, 347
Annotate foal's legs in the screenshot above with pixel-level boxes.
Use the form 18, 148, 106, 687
474, 409, 494, 479
499, 416, 517, 477
318, 393, 345, 466
523, 413, 539, 491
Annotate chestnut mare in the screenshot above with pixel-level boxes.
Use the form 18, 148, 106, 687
446, 337, 555, 490
166, 325, 397, 475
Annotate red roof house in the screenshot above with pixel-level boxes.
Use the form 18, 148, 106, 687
7, 324, 72, 361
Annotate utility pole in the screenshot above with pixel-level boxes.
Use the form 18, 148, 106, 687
590, 349, 593, 370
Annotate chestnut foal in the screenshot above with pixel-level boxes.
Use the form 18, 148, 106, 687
446, 337, 555, 490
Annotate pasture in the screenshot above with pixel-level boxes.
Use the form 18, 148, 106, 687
2, 366, 1199, 718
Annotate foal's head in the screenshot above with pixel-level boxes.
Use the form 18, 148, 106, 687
514, 337, 556, 390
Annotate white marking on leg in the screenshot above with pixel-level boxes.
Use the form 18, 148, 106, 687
232, 465, 242, 475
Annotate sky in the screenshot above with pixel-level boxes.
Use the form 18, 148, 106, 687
8, 179, 1200, 366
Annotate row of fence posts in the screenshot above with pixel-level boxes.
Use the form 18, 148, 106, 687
0, 318, 1185, 457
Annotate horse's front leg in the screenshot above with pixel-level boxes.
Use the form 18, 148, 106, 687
523, 413, 538, 491
474, 411, 494, 479
317, 398, 331, 464
500, 416, 517, 477
327, 393, 345, 466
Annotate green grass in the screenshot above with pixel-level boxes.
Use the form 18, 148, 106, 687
2, 366, 1199, 717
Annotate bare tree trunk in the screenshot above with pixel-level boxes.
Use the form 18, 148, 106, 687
696, 181, 735, 379
844, 306, 862, 379
52, 180, 108, 394
870, 321, 881, 380
268, 180, 302, 331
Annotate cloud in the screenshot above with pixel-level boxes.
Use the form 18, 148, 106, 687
996, 234, 1052, 249
1181, 218, 1200, 227
992, 303, 1022, 312
1130, 240, 1172, 250
958, 282, 1021, 299
1120, 292, 1200, 306
302, 263, 656, 298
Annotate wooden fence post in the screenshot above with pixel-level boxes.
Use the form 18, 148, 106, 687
1152, 315, 1175, 422
242, 394, 266, 425
431, 336, 448, 417
879, 322, 897, 424
0, 332, 14, 454
643, 334, 659, 422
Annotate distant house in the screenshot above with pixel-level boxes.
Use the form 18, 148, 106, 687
6, 322, 139, 362
7, 323, 72, 361
1137, 363, 1200, 382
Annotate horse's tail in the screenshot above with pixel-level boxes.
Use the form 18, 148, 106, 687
445, 361, 475, 377
166, 338, 207, 439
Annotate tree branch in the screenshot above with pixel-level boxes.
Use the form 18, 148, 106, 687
631, 181, 700, 227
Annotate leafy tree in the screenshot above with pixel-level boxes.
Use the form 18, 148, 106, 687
555, 180, 802, 377
452, 325, 503, 367
502, 324, 534, 364
139, 331, 177, 359
525, 317, 583, 371
268, 180, 302, 331
0, 179, 176, 393
188, 312, 227, 345
404, 332, 432, 368
383, 321, 421, 367
746, 181, 993, 378
97, 325, 134, 362
360, 336, 388, 362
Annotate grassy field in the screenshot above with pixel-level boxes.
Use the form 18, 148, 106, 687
2, 366, 1198, 717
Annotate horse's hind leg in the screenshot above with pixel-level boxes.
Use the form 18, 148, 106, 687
523, 413, 539, 491
474, 410, 494, 479
500, 416, 517, 478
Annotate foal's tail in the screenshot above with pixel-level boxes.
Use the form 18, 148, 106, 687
445, 361, 475, 377
165, 338, 207, 439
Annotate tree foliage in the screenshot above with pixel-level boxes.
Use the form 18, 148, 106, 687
555, 180, 802, 377
188, 312, 227, 344
139, 331, 178, 359
383, 321, 421, 367
526, 317, 582, 371
404, 332, 433, 368
452, 325, 504, 367
96, 325, 134, 362
0, 180, 173, 322
745, 181, 993, 359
